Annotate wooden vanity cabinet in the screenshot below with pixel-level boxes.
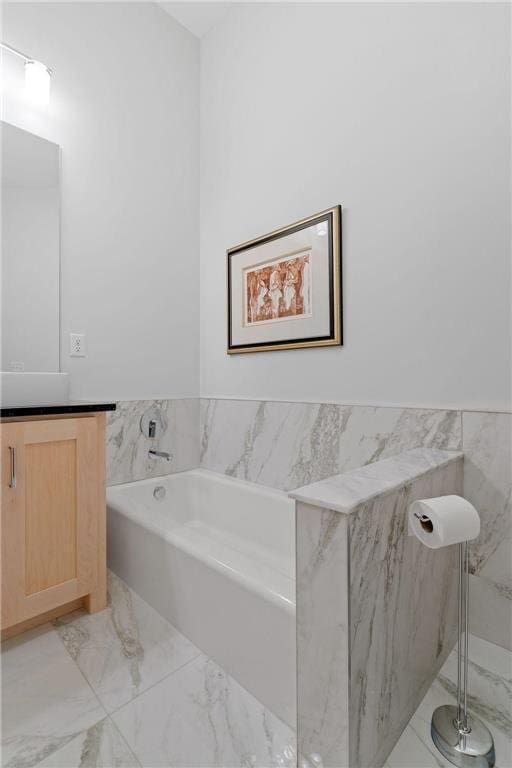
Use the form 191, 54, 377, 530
1, 413, 107, 638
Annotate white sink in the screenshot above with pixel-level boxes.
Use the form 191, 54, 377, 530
1, 372, 70, 407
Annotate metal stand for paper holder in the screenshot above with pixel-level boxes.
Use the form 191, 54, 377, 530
430, 541, 495, 767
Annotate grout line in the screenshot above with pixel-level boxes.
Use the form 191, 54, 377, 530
461, 411, 465, 493
52, 619, 110, 719
84, 394, 512, 416
22, 623, 111, 768
105, 715, 143, 767
49, 585, 202, 726
199, 397, 512, 415
106, 651, 203, 719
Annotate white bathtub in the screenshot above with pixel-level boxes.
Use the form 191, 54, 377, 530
107, 469, 296, 726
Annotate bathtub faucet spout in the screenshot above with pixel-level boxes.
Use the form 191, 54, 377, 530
148, 449, 172, 461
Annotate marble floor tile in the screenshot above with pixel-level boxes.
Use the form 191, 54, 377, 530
112, 654, 296, 768
1, 624, 106, 768
53, 572, 201, 713
34, 717, 140, 768
387, 635, 512, 768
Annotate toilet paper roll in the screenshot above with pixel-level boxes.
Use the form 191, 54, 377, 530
409, 495, 480, 549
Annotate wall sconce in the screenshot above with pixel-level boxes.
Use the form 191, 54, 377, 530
1, 41, 52, 106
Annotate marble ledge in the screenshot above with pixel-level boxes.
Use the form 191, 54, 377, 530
289, 447, 464, 514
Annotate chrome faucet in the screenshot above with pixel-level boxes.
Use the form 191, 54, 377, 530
148, 449, 172, 461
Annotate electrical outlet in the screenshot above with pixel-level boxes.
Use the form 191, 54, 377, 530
70, 333, 86, 357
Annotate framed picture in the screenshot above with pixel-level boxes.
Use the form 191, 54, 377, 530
227, 205, 342, 353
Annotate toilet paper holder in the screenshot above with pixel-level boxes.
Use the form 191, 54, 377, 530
413, 510, 434, 533
429, 539, 495, 767
409, 503, 496, 767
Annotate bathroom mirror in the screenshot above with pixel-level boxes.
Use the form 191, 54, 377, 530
1, 121, 61, 372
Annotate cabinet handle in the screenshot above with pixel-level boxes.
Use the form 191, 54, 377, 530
9, 446, 16, 489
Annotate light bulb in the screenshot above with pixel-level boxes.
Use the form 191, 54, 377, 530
24, 60, 51, 106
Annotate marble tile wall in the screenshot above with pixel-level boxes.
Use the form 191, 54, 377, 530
296, 503, 350, 767
200, 398, 462, 491
104, 398, 510, 650
463, 411, 512, 651
106, 398, 199, 485
200, 399, 511, 651
294, 450, 462, 768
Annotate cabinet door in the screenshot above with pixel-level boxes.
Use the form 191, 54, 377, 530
1, 417, 99, 629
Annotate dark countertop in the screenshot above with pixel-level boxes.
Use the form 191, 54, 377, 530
0, 401, 116, 418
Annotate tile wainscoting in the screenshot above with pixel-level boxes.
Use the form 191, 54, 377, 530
463, 411, 512, 651
106, 398, 199, 485
200, 399, 462, 490
200, 399, 511, 651
104, 398, 510, 650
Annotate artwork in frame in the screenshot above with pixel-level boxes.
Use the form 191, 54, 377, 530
227, 205, 342, 353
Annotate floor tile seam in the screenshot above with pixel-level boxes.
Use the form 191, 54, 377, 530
106, 650, 204, 718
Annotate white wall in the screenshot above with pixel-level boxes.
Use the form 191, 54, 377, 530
2, 3, 510, 410
3, 2, 200, 400
200, 3, 511, 411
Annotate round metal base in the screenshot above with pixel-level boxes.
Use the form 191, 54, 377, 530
431, 706, 495, 768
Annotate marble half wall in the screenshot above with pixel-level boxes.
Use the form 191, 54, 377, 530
296, 502, 350, 766
107, 399, 200, 485
293, 449, 462, 768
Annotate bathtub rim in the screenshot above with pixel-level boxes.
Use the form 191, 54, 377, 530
107, 466, 294, 499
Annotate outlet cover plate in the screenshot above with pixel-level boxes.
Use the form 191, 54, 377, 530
70, 333, 86, 357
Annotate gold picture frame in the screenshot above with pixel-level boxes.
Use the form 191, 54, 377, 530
227, 205, 342, 353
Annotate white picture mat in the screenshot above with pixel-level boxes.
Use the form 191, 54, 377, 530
230, 223, 331, 346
